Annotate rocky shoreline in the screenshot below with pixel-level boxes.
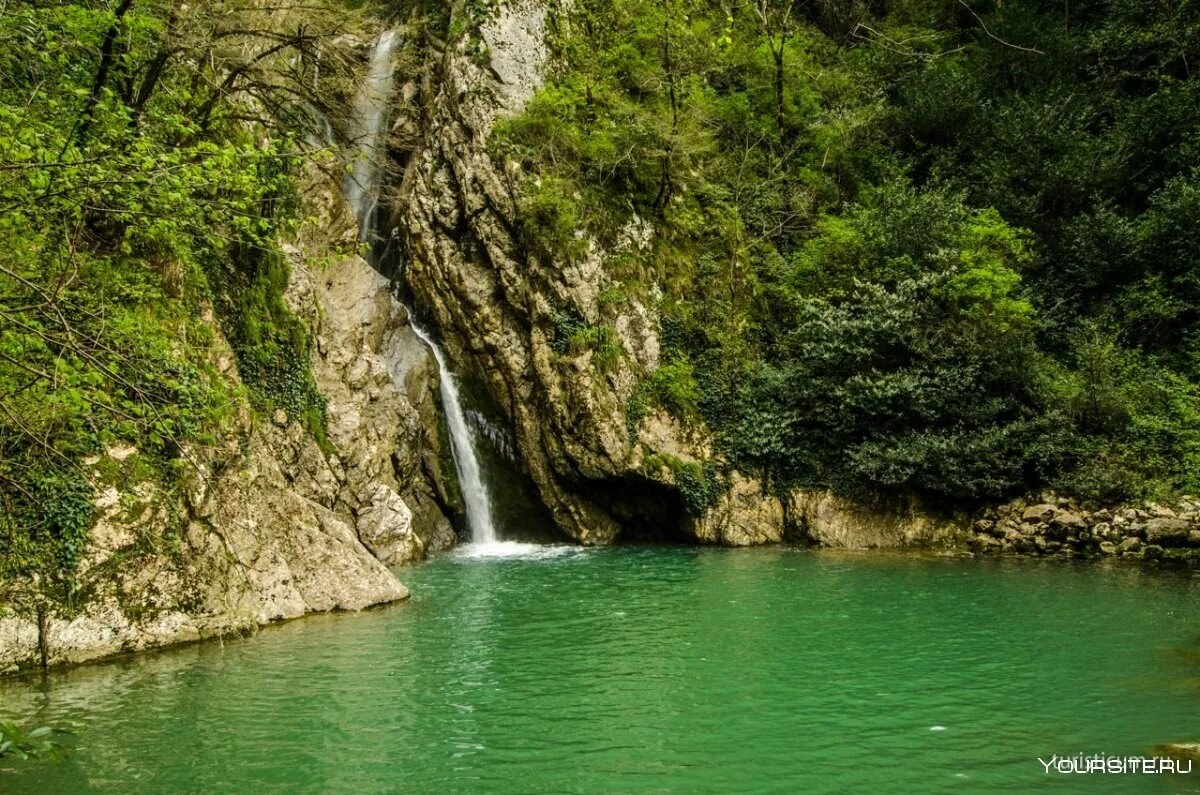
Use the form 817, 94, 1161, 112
966, 494, 1200, 563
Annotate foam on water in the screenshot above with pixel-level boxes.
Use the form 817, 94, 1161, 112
453, 541, 579, 560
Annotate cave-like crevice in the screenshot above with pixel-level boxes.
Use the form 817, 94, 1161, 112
578, 476, 693, 544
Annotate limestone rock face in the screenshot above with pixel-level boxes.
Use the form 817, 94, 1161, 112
787, 491, 968, 549
694, 474, 786, 547
287, 249, 454, 547
397, 1, 749, 545
0, 254, 453, 673
358, 484, 424, 566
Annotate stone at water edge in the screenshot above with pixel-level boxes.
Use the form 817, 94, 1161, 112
1022, 503, 1057, 523
357, 485, 424, 567
1117, 536, 1142, 554
1098, 541, 1117, 555
1153, 743, 1200, 762
1144, 518, 1192, 547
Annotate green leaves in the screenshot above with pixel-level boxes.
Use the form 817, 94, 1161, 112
0, 722, 70, 763
0, 1, 327, 600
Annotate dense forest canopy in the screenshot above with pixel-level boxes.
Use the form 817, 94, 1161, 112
496, 0, 1200, 505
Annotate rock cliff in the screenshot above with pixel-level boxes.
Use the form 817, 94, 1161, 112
0, 250, 454, 673
395, 0, 784, 545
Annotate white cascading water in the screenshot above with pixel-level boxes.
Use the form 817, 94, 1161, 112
409, 322, 500, 544
343, 29, 398, 239
345, 30, 502, 546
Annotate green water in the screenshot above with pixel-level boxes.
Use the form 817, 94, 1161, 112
2, 546, 1199, 793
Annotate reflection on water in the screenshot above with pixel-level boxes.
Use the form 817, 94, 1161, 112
1, 547, 1198, 793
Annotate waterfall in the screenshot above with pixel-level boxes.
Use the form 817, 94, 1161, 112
343, 29, 398, 240
410, 321, 500, 544
344, 29, 501, 545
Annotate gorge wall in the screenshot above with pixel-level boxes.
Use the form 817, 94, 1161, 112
0, 236, 456, 673
393, 0, 789, 546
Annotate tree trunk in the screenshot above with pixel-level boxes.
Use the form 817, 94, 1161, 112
773, 43, 786, 143
74, 0, 136, 149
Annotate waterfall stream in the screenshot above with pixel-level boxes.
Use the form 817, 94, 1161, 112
409, 322, 499, 544
346, 30, 501, 545
343, 29, 398, 240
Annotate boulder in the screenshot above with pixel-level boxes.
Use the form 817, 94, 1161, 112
1153, 743, 1200, 762
969, 535, 1002, 553
1022, 503, 1057, 523
788, 490, 964, 549
694, 474, 785, 546
1098, 541, 1117, 555
1117, 536, 1142, 554
356, 485, 424, 566
1050, 511, 1087, 532
1143, 518, 1192, 547
1142, 544, 1165, 560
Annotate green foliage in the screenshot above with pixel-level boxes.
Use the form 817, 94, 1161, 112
516, 176, 588, 263
645, 359, 701, 419
1046, 324, 1200, 502
644, 453, 723, 516
0, 722, 69, 762
0, 0, 364, 605
503, 0, 1200, 507
548, 305, 622, 369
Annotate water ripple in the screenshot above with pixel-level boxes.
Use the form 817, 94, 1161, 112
1, 548, 1198, 793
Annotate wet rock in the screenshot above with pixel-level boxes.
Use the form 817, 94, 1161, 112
1098, 541, 1117, 555
969, 535, 1002, 553
1142, 544, 1165, 560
